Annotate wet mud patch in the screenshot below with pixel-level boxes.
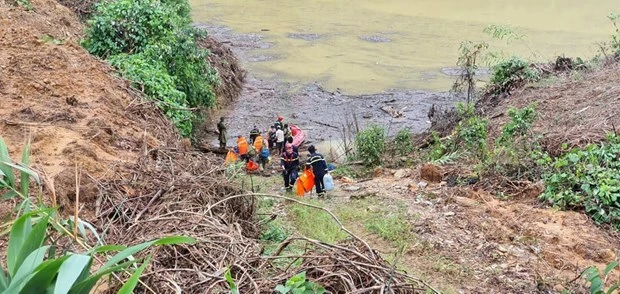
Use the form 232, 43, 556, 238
288, 33, 323, 41
359, 35, 391, 43
194, 22, 460, 146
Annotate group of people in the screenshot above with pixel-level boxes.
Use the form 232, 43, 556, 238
217, 115, 330, 197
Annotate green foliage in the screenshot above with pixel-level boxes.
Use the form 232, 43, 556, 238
109, 53, 194, 136
541, 134, 620, 229
452, 41, 489, 102
259, 220, 289, 243
454, 103, 488, 161
490, 56, 539, 92
490, 103, 542, 180
14, 0, 33, 11
355, 125, 386, 166
607, 13, 620, 54
83, 0, 183, 57
288, 201, 346, 244
224, 268, 239, 294
0, 209, 195, 294
497, 103, 538, 145
365, 213, 413, 247
82, 0, 219, 137
392, 129, 413, 156
581, 261, 619, 294
275, 271, 325, 294
0, 137, 196, 293
483, 24, 525, 44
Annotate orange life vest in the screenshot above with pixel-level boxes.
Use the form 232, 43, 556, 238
253, 135, 264, 151
237, 137, 249, 155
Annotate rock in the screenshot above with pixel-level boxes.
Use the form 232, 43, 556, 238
417, 181, 428, 189
341, 176, 355, 184
362, 113, 373, 119
497, 245, 508, 253
344, 185, 362, 192
454, 196, 477, 207
443, 211, 455, 217
421, 163, 442, 183
394, 168, 411, 179
597, 249, 617, 263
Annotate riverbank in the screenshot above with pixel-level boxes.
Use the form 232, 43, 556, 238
196, 22, 458, 147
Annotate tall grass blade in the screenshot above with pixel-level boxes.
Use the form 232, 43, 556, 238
68, 259, 137, 294
117, 255, 152, 294
0, 266, 9, 291
2, 162, 40, 185
7, 213, 32, 276
19, 142, 31, 197
54, 254, 91, 294
0, 138, 15, 188
20, 255, 70, 293
15, 215, 49, 275
5, 245, 50, 293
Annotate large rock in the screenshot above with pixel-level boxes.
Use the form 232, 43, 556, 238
421, 163, 442, 183
393, 168, 412, 179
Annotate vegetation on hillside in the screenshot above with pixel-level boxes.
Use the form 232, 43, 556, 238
82, 0, 219, 137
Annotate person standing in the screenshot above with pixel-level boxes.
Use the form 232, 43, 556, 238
274, 116, 284, 130
275, 126, 285, 154
236, 135, 249, 162
268, 126, 277, 151
216, 117, 227, 149
249, 125, 260, 144
306, 145, 329, 198
280, 143, 299, 191
253, 132, 264, 152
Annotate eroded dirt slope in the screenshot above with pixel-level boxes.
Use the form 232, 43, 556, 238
0, 0, 178, 210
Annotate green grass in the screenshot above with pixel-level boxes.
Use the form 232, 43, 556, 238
287, 199, 347, 244
365, 213, 414, 247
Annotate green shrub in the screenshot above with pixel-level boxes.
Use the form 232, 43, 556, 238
83, 0, 182, 58
581, 261, 619, 294
109, 53, 195, 136
392, 129, 413, 156
490, 56, 539, 92
497, 103, 538, 145
275, 271, 325, 294
453, 104, 488, 161
355, 125, 386, 166
82, 0, 219, 137
541, 134, 620, 229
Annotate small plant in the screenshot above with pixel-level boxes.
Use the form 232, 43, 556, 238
497, 103, 538, 145
275, 271, 325, 294
608, 13, 620, 54
490, 56, 539, 93
452, 41, 489, 102
541, 133, 620, 228
581, 261, 619, 294
259, 221, 289, 243
355, 125, 386, 166
392, 129, 414, 156
365, 212, 413, 247
454, 105, 488, 161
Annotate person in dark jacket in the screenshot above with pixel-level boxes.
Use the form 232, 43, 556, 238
249, 125, 260, 144
306, 145, 328, 197
281, 136, 298, 154
280, 143, 299, 191
216, 117, 227, 149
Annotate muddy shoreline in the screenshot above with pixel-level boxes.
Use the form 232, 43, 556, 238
196, 22, 460, 146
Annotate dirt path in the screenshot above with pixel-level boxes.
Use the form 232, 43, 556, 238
319, 170, 620, 293
195, 22, 458, 147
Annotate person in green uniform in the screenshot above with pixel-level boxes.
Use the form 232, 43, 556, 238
217, 117, 227, 148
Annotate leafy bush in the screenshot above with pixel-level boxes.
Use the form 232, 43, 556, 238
109, 53, 195, 136
581, 261, 619, 294
490, 103, 543, 179
541, 133, 620, 228
82, 0, 219, 137
275, 271, 325, 294
490, 56, 539, 92
392, 129, 413, 156
83, 0, 182, 58
453, 103, 488, 161
355, 125, 386, 166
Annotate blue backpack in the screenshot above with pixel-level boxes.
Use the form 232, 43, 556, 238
260, 148, 270, 159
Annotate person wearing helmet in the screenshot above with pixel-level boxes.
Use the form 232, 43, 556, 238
249, 125, 260, 144
306, 145, 329, 198
274, 116, 284, 130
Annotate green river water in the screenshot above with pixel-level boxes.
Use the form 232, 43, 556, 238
190, 0, 617, 94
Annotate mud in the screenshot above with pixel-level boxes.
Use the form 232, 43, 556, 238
196, 22, 458, 147
359, 35, 391, 43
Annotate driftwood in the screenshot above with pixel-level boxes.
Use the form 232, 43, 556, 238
196, 144, 229, 155
380, 106, 404, 118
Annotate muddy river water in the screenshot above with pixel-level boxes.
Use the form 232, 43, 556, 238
191, 0, 616, 94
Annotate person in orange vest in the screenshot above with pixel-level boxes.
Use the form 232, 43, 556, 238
253, 133, 264, 152
236, 135, 249, 162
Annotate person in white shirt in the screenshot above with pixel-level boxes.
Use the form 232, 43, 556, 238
275, 126, 285, 154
